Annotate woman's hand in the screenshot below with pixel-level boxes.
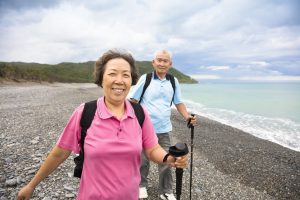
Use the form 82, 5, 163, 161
167, 155, 188, 168
16, 146, 71, 200
17, 184, 35, 200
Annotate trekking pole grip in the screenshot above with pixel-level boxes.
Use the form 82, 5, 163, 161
187, 114, 195, 128
168, 143, 189, 200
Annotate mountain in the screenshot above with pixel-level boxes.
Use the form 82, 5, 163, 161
0, 61, 197, 83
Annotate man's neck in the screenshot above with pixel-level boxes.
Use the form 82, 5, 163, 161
155, 71, 167, 79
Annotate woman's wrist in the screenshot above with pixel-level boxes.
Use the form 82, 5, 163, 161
163, 153, 175, 164
163, 153, 170, 163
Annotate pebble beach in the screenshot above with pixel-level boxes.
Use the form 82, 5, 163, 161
0, 82, 299, 200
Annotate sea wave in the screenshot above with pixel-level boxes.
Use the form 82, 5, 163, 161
183, 99, 300, 152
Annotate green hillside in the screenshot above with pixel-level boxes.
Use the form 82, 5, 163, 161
0, 61, 197, 83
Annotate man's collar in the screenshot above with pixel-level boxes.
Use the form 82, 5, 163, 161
153, 71, 169, 80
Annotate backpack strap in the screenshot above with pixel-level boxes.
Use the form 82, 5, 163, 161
129, 101, 145, 127
74, 99, 144, 178
79, 100, 97, 154
80, 100, 144, 150
138, 72, 152, 104
166, 73, 176, 106
80, 100, 145, 150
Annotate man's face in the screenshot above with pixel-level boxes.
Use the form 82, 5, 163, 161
152, 52, 172, 76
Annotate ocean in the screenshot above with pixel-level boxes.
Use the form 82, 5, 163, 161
179, 82, 300, 152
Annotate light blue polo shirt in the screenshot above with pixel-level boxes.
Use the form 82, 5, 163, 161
128, 72, 183, 134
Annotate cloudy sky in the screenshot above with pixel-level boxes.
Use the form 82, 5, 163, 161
0, 0, 299, 82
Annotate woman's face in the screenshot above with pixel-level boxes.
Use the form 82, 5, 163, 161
102, 58, 132, 105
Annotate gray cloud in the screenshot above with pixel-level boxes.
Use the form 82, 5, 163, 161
0, 0, 60, 13
0, 0, 299, 82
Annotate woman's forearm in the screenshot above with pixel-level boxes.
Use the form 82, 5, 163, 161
145, 144, 176, 165
146, 144, 166, 164
27, 146, 71, 188
145, 144, 188, 168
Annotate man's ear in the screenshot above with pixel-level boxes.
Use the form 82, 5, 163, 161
170, 61, 173, 67
152, 59, 155, 66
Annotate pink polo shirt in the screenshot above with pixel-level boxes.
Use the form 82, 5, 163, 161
56, 97, 158, 200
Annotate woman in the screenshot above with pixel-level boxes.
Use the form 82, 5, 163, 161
17, 49, 188, 200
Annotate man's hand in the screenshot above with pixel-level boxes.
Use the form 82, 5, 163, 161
187, 114, 197, 126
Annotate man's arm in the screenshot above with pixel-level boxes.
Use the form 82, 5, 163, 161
175, 103, 196, 125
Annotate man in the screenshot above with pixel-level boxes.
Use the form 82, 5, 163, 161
129, 50, 196, 200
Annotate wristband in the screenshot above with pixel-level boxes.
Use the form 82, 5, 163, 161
163, 153, 170, 163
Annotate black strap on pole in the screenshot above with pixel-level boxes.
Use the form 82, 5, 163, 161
187, 114, 195, 200
168, 143, 189, 200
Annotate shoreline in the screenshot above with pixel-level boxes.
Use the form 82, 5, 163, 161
3, 80, 298, 152
173, 107, 300, 153
171, 110, 300, 199
0, 83, 299, 199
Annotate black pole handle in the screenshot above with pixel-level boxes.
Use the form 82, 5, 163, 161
176, 168, 183, 200
168, 143, 189, 200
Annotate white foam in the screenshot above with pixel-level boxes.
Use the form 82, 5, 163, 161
183, 99, 300, 152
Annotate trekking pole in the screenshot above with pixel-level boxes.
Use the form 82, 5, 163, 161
167, 143, 189, 200
187, 114, 195, 200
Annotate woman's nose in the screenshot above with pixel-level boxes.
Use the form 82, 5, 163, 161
115, 75, 124, 83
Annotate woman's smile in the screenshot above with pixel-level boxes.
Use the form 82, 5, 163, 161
112, 87, 126, 95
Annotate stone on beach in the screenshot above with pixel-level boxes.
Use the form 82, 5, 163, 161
0, 82, 299, 200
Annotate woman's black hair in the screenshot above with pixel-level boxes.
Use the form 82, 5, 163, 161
94, 49, 138, 87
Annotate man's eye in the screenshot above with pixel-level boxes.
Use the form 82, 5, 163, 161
157, 59, 168, 63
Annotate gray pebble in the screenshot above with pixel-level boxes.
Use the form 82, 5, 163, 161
5, 179, 17, 187
1, 83, 298, 200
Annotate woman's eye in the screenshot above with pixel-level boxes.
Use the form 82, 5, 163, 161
123, 74, 130, 78
108, 73, 116, 76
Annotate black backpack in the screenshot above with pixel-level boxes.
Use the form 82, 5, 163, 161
138, 72, 176, 106
73, 100, 145, 178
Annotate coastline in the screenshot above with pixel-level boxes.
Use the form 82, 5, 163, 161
0, 83, 299, 199
171, 110, 300, 199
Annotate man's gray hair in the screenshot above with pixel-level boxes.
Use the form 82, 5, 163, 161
154, 50, 172, 60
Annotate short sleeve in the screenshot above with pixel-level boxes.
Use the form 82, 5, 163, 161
173, 77, 183, 105
56, 104, 84, 154
128, 74, 147, 101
